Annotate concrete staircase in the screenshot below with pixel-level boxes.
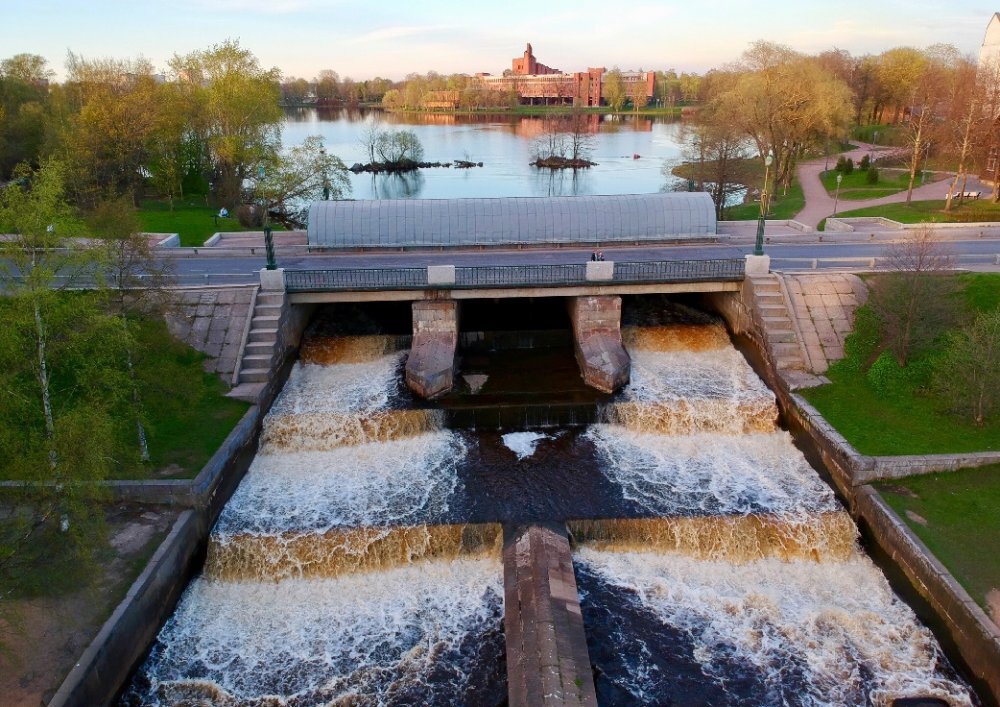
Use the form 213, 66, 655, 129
235, 290, 284, 384
749, 275, 807, 373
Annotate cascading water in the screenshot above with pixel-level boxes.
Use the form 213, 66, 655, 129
122, 337, 507, 705
122, 301, 978, 706
574, 321, 975, 706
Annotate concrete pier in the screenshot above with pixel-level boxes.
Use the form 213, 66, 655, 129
503, 524, 598, 707
405, 300, 458, 398
567, 295, 630, 393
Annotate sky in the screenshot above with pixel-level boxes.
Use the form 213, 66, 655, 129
1, 0, 997, 81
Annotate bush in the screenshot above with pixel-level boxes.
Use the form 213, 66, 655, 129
833, 305, 881, 373
235, 204, 262, 228
843, 157, 854, 175
867, 166, 879, 184
835, 156, 847, 172
860, 154, 871, 171
866, 350, 908, 395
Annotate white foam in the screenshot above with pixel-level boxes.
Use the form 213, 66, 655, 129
501, 431, 550, 460
214, 433, 466, 536
127, 557, 503, 704
623, 347, 774, 407
586, 428, 840, 516
269, 355, 404, 417
578, 548, 974, 706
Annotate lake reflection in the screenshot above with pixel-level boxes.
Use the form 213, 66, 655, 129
282, 108, 688, 200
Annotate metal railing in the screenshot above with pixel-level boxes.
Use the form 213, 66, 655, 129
455, 264, 588, 287
285, 267, 427, 291
614, 258, 745, 282
284, 258, 745, 292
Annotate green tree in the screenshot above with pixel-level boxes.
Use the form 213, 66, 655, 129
933, 309, 1000, 426
0, 54, 52, 178
0, 162, 124, 597
374, 129, 424, 163
169, 40, 282, 209
259, 136, 351, 227
603, 69, 627, 112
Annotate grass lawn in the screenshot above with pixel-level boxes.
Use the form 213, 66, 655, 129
801, 273, 1000, 456
819, 168, 929, 200
877, 464, 1000, 612
127, 317, 249, 479
832, 198, 1000, 224
801, 370, 1000, 455
138, 198, 285, 247
725, 178, 805, 221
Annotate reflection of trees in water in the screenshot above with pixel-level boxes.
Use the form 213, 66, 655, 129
534, 168, 588, 197
371, 170, 425, 199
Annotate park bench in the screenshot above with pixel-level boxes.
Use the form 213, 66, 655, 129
946, 190, 981, 199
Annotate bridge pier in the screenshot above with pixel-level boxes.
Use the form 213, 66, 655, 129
567, 296, 629, 394
404, 299, 458, 399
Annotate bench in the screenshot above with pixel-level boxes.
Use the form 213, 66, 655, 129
946, 190, 981, 199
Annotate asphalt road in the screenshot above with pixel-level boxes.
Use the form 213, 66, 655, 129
164, 238, 1000, 285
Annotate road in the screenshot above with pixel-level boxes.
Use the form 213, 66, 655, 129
163, 237, 1000, 286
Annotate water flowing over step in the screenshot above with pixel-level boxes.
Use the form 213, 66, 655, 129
205, 523, 502, 581
260, 409, 443, 451
567, 512, 857, 563
600, 398, 777, 435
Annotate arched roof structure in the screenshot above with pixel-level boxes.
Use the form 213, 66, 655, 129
307, 192, 717, 248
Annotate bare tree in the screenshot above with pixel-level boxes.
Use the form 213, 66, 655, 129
869, 228, 958, 365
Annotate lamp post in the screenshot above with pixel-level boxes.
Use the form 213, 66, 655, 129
258, 165, 276, 270
921, 141, 931, 185
833, 173, 843, 216
754, 149, 774, 256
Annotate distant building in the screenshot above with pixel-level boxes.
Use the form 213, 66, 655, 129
476, 43, 654, 107
980, 12, 1000, 69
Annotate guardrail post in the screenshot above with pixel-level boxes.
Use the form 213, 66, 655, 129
259, 267, 286, 291
585, 260, 614, 281
427, 264, 456, 285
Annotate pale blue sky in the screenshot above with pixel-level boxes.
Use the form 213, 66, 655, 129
1, 0, 996, 80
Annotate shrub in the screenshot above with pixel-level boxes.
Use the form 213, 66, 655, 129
235, 204, 262, 228
835, 156, 847, 172
843, 157, 854, 175
866, 166, 879, 184
833, 305, 882, 373
860, 154, 871, 171
866, 350, 908, 395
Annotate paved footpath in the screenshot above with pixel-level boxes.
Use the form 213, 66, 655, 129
794, 142, 991, 229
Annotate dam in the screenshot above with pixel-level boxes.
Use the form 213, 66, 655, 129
119, 292, 976, 706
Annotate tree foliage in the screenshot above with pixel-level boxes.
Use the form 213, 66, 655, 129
933, 309, 1000, 426
259, 135, 351, 227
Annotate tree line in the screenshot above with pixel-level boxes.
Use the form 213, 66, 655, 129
0, 41, 350, 226
681, 41, 1000, 218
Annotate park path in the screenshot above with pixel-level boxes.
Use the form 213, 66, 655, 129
792, 142, 989, 229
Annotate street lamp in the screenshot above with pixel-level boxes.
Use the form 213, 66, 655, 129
921, 141, 931, 184
833, 173, 843, 216
320, 147, 330, 200
257, 165, 276, 270
754, 149, 774, 256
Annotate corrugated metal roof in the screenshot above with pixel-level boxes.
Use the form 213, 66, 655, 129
307, 192, 717, 248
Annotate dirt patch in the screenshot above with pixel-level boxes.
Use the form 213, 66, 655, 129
880, 483, 919, 498
905, 509, 929, 526
0, 504, 177, 706
987, 589, 1000, 628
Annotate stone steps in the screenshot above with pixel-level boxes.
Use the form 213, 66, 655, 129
234, 290, 284, 386
750, 275, 807, 373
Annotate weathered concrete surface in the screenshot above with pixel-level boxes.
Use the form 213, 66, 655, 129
863, 451, 1000, 483
779, 273, 867, 374
567, 295, 629, 393
504, 524, 598, 707
405, 299, 458, 399
165, 286, 255, 381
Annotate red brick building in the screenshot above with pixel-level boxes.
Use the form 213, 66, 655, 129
477, 43, 654, 107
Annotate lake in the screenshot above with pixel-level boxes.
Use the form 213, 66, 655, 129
281, 108, 689, 200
